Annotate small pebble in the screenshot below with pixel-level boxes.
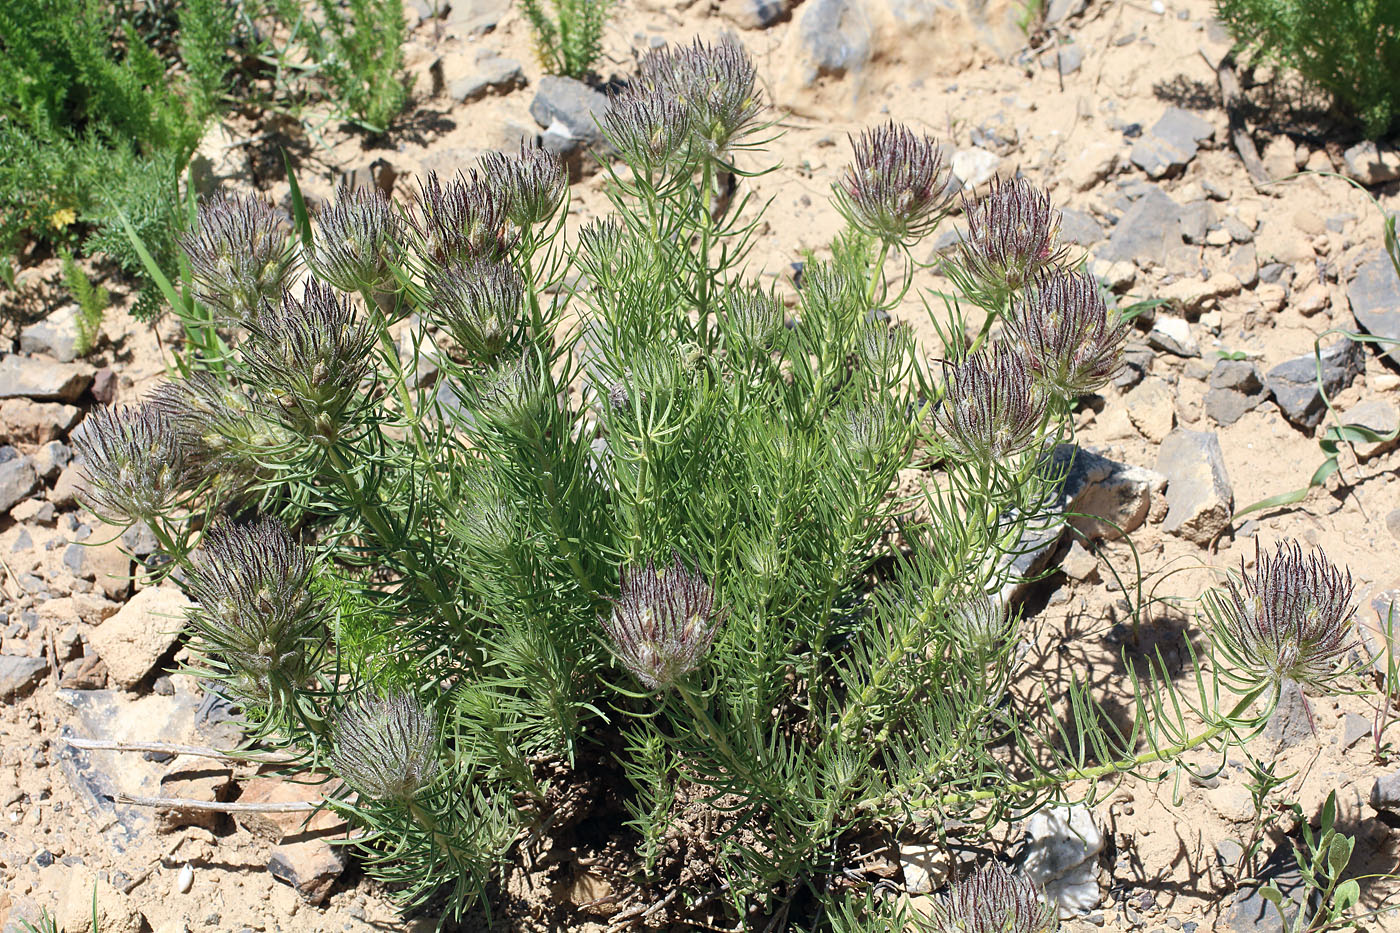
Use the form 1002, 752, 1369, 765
177, 862, 194, 894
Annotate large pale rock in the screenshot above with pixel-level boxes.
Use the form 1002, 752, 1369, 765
0, 398, 81, 444
529, 76, 609, 149
0, 356, 91, 403
19, 305, 82, 363
1097, 187, 1182, 267
1341, 140, 1400, 186
0, 457, 38, 514
1156, 429, 1233, 544
268, 840, 347, 904
1020, 805, 1104, 916
776, 0, 1023, 113
1125, 376, 1176, 443
85, 586, 191, 689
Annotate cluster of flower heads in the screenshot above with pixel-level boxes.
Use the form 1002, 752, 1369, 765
1212, 540, 1358, 694
603, 557, 725, 690
185, 518, 322, 699
331, 690, 441, 802
602, 37, 764, 173
924, 861, 1059, 933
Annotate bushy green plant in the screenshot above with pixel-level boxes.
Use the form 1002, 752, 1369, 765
79, 37, 1371, 928
1214, 0, 1400, 138
0, 0, 230, 315
520, 0, 612, 80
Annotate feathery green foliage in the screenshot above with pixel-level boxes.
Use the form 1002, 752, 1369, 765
520, 0, 612, 79
60, 250, 110, 356
81, 37, 1369, 929
1214, 0, 1400, 138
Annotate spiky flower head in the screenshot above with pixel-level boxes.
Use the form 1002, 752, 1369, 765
637, 37, 763, 158
949, 592, 1011, 655
242, 282, 375, 434
723, 285, 786, 352
331, 691, 440, 802
601, 89, 695, 175
306, 186, 403, 293
474, 352, 547, 428
1009, 270, 1126, 400
415, 171, 513, 265
181, 195, 295, 323
72, 402, 201, 523
924, 861, 1058, 933
857, 321, 912, 383
428, 258, 525, 361
604, 557, 724, 690
478, 143, 568, 228
936, 346, 1047, 464
837, 122, 952, 245
186, 519, 321, 697
955, 177, 1065, 309
1212, 540, 1357, 694
838, 399, 900, 467
147, 375, 285, 488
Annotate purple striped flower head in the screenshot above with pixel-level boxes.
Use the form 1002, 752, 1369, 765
72, 402, 201, 522
936, 345, 1047, 463
415, 171, 513, 265
956, 177, 1065, 307
1215, 540, 1357, 693
478, 143, 568, 228
837, 122, 952, 245
181, 195, 295, 323
332, 691, 440, 802
307, 185, 402, 293
1009, 270, 1126, 400
925, 861, 1058, 933
604, 557, 724, 690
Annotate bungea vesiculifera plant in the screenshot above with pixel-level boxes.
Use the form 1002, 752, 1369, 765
75, 35, 1371, 929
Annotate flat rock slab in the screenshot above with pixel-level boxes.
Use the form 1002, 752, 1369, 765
85, 585, 192, 690
1129, 107, 1214, 178
0, 356, 92, 403
0, 655, 49, 699
1348, 251, 1400, 364
1156, 428, 1232, 545
1098, 188, 1183, 266
529, 75, 610, 148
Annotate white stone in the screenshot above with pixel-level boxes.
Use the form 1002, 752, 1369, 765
952, 147, 1001, 189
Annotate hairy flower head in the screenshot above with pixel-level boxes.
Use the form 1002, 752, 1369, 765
428, 258, 525, 361
925, 861, 1058, 933
1212, 540, 1357, 694
307, 186, 402, 292
147, 375, 285, 488
604, 557, 724, 690
935, 345, 1047, 463
602, 89, 695, 175
415, 171, 513, 265
181, 195, 295, 323
956, 177, 1065, 308
72, 402, 201, 523
837, 122, 952, 245
1009, 270, 1126, 400
242, 282, 375, 434
478, 143, 568, 228
331, 691, 440, 802
636, 37, 763, 157
186, 519, 321, 696
723, 285, 786, 352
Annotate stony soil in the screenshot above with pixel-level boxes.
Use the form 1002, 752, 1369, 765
4, 0, 1400, 929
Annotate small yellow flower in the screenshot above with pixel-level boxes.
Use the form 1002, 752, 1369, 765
49, 207, 77, 230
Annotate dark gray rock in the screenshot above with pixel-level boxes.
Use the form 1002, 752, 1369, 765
0, 356, 92, 403
529, 76, 610, 149
721, 0, 793, 28
1059, 208, 1104, 246
793, 0, 872, 82
1388, 508, 1400, 542
1340, 712, 1370, 749
1265, 339, 1365, 430
1097, 187, 1182, 266
1228, 242, 1259, 287
1156, 429, 1232, 545
450, 55, 525, 102
1114, 343, 1155, 389
1045, 0, 1087, 24
0, 655, 48, 699
1210, 359, 1263, 393
1264, 681, 1313, 750
1347, 251, 1400, 364
1179, 201, 1214, 243
0, 456, 38, 514
1205, 388, 1263, 426
1129, 108, 1213, 178
1225, 844, 1314, 933
1373, 768, 1400, 812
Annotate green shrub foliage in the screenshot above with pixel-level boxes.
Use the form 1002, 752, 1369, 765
520, 0, 612, 80
1215, 0, 1400, 138
75, 37, 1365, 928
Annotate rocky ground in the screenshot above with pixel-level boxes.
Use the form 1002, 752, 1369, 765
4, 0, 1400, 929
